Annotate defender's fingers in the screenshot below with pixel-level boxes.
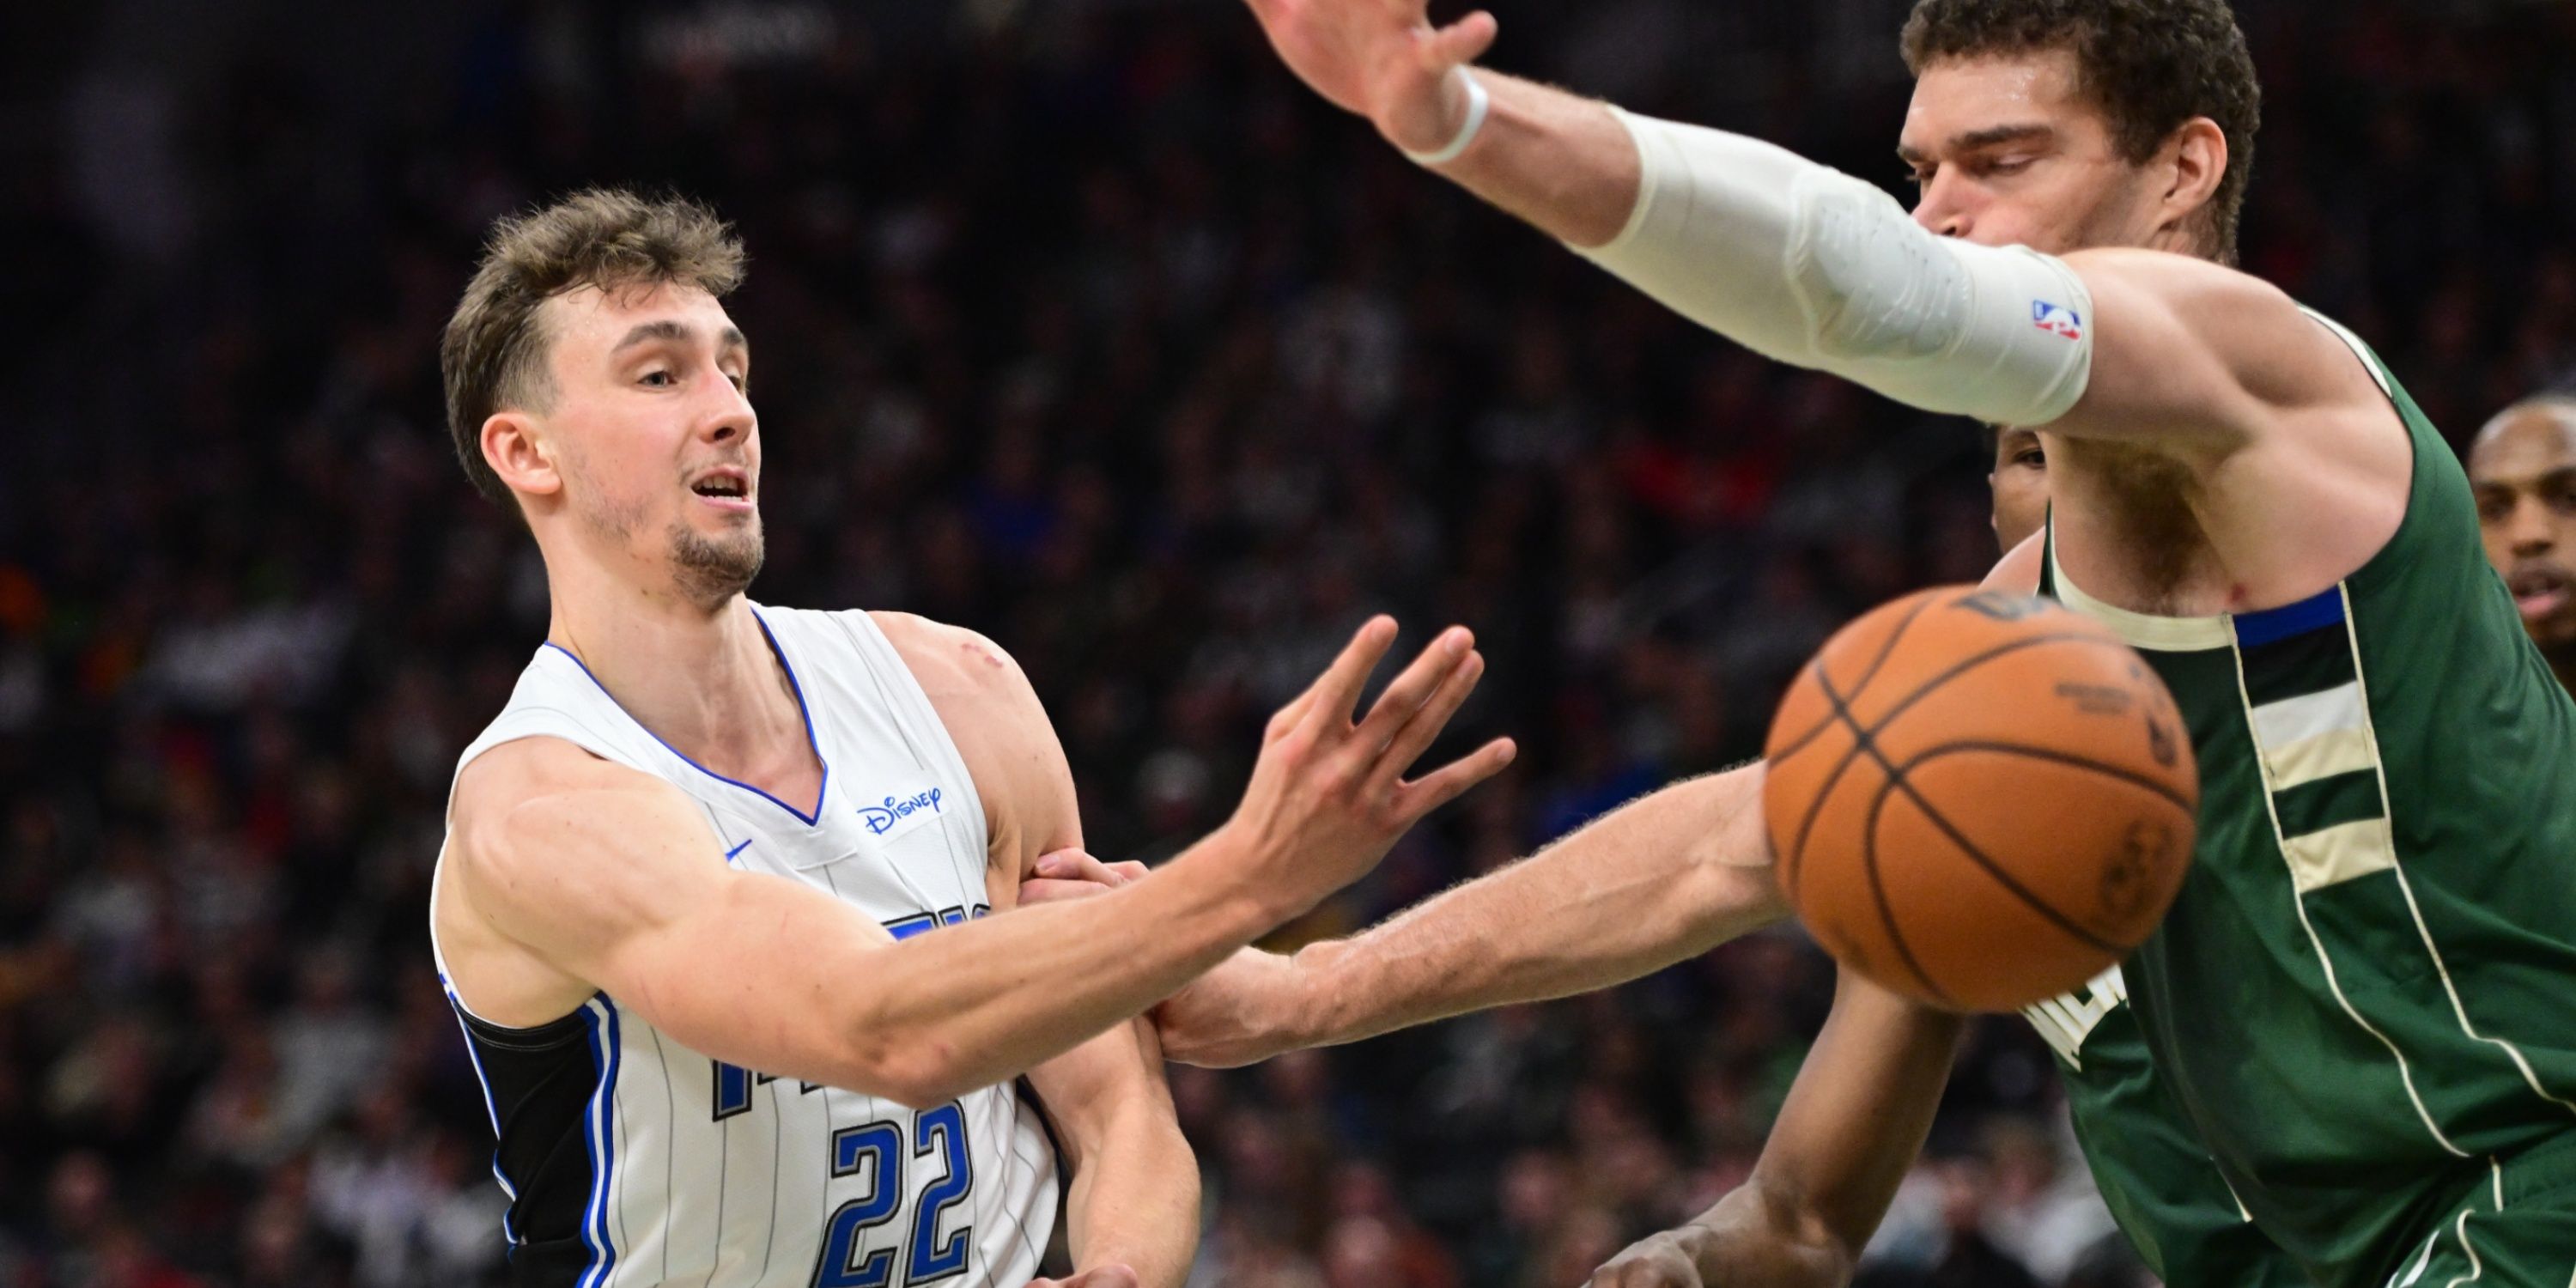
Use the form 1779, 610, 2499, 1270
1370, 648, 1485, 781
1018, 878, 1115, 906
1425, 11, 1498, 69
1353, 627, 1473, 748
1033, 848, 1102, 879
1295, 615, 1400, 737
1395, 736, 1518, 818
1106, 860, 1149, 884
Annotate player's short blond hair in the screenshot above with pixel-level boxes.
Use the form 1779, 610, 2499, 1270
440, 188, 745, 507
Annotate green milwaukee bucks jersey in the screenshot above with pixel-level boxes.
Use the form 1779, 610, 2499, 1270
2037, 313, 2576, 1287
2025, 969, 2303, 1285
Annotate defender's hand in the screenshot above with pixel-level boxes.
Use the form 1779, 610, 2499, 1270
1224, 617, 1515, 913
1151, 949, 1307, 1069
1586, 1229, 1710, 1288
1241, 0, 1498, 154
1020, 848, 1147, 907
1029, 1264, 1139, 1288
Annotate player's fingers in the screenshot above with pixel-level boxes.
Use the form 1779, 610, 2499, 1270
1107, 860, 1149, 884
1394, 736, 1517, 820
1367, 647, 1483, 782
1352, 626, 1472, 750
1033, 848, 1107, 880
1425, 10, 1498, 69
1294, 615, 1400, 738
1266, 684, 1319, 745
1017, 878, 1114, 906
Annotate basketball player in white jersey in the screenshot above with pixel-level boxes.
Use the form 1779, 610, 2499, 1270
428, 189, 1516, 1288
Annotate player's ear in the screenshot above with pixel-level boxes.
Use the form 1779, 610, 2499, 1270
483, 410, 564, 501
2159, 117, 2228, 235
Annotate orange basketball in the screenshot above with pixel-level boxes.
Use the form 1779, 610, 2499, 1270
1764, 586, 2199, 1012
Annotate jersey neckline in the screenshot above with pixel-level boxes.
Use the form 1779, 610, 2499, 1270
541, 605, 833, 827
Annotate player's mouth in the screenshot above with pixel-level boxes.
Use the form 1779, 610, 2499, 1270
688, 466, 756, 514
2509, 566, 2571, 622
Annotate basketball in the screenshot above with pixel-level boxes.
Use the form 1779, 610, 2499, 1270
1765, 586, 2200, 1012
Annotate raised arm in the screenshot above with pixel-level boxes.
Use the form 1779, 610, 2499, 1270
1151, 760, 1785, 1066
1244, 0, 2409, 470
1587, 973, 1965, 1288
440, 617, 1511, 1109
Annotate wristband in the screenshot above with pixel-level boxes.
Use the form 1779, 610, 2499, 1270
1400, 69, 1491, 167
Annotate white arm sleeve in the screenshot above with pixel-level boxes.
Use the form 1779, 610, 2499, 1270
1576, 106, 2094, 428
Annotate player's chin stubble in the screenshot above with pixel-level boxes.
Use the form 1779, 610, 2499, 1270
670, 519, 763, 608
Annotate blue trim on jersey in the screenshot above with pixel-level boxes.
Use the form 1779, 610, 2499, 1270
540, 605, 831, 826
724, 837, 754, 863
2233, 586, 2348, 647
440, 977, 523, 1247
575, 997, 623, 1288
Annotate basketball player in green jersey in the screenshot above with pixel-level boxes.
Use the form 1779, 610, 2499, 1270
2473, 394, 2576, 697
1106, 0, 2576, 1281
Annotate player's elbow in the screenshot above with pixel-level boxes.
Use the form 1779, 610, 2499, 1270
834, 1030, 980, 1110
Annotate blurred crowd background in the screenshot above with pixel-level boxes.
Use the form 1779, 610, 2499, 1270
3, 0, 2573, 1285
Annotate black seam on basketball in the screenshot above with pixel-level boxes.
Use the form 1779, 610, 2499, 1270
1896, 742, 2197, 817
1783, 631, 2123, 894
1867, 752, 2126, 956
1862, 762, 1954, 1006
1769, 592, 1946, 764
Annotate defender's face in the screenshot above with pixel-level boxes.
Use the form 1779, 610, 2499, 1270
2470, 406, 2576, 648
536, 283, 763, 605
1990, 427, 2050, 553
1899, 52, 2166, 256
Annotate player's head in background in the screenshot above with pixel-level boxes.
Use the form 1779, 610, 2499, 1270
1987, 424, 2050, 551
440, 189, 760, 611
1897, 0, 2261, 265
2470, 394, 2576, 677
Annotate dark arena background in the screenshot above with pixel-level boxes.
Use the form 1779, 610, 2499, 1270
3, 0, 2573, 1285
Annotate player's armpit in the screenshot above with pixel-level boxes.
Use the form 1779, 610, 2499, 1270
1023, 1021, 1199, 1288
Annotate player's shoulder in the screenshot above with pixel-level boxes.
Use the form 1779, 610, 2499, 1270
452, 737, 695, 870
1985, 530, 2045, 594
867, 611, 1033, 708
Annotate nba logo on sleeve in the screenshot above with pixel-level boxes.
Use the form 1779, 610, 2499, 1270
2033, 301, 2085, 341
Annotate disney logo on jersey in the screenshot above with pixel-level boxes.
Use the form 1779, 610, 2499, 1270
859, 786, 945, 838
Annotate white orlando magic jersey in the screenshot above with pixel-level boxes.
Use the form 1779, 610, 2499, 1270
430, 604, 1059, 1288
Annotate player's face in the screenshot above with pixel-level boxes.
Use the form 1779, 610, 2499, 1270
1990, 427, 2050, 553
1899, 51, 2168, 256
537, 283, 763, 607
2470, 405, 2576, 649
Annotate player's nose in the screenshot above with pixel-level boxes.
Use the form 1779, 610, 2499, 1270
1910, 179, 1971, 239
697, 380, 756, 447
2507, 497, 2557, 554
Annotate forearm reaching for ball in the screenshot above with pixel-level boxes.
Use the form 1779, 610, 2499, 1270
1586, 974, 1965, 1288
1145, 762, 1786, 1067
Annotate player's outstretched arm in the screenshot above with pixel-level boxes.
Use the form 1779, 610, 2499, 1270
1587, 974, 1965, 1288
443, 617, 1512, 1109
1139, 760, 1789, 1067
1245, 0, 2409, 482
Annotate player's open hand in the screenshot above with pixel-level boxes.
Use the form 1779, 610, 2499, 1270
1583, 1229, 1708, 1288
1241, 0, 1498, 154
1226, 616, 1514, 911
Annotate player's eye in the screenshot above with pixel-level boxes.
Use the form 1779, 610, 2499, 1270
2016, 448, 2046, 470
640, 369, 674, 388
